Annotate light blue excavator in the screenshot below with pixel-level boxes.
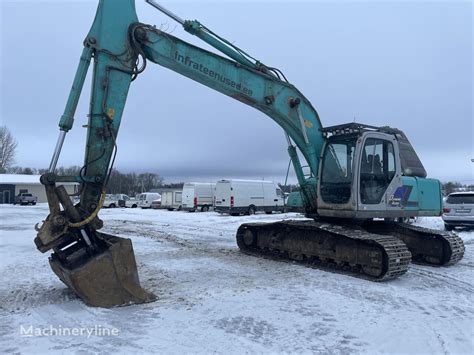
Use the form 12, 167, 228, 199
35, 0, 464, 307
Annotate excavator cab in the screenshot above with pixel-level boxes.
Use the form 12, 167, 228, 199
317, 123, 441, 220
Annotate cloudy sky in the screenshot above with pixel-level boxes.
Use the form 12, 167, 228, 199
1, 0, 472, 184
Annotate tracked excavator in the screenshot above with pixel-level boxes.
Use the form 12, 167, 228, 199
35, 0, 464, 307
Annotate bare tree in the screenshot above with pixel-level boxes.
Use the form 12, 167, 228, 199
0, 126, 18, 172
5, 166, 23, 174
137, 172, 163, 192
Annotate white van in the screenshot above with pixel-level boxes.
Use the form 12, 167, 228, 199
181, 182, 215, 212
214, 179, 284, 215
138, 192, 161, 209
161, 190, 183, 211
103, 194, 138, 208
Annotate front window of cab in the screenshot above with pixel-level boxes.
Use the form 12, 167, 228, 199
320, 139, 356, 204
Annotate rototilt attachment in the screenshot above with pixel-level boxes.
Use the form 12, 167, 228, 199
35, 175, 156, 307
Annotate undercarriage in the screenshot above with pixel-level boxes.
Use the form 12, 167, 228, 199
236, 219, 465, 280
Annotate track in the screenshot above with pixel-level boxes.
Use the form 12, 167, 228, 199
362, 221, 465, 266
236, 220, 411, 281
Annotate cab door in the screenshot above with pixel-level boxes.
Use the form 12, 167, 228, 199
357, 133, 402, 216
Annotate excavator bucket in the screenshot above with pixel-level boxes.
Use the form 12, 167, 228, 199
49, 232, 156, 308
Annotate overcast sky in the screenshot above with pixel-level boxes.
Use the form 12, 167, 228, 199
1, 0, 472, 184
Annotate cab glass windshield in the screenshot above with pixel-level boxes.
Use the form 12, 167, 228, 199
320, 139, 356, 204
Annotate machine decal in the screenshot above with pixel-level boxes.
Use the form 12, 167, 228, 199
107, 107, 115, 119
388, 185, 413, 207
174, 51, 253, 96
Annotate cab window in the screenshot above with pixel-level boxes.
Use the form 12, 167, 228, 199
360, 138, 396, 204
320, 139, 356, 204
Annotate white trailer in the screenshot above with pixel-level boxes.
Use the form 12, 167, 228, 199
214, 179, 284, 215
161, 190, 183, 211
181, 182, 215, 212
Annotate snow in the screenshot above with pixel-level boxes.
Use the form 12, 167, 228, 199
1, 204, 473, 354
0, 174, 77, 186
0, 174, 41, 184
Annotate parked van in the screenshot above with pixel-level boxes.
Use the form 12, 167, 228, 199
138, 192, 161, 209
161, 190, 183, 211
182, 182, 215, 212
214, 179, 284, 215
103, 194, 138, 208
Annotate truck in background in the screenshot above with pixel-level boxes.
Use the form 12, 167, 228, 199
214, 179, 284, 215
182, 182, 215, 212
160, 190, 183, 211
13, 193, 38, 205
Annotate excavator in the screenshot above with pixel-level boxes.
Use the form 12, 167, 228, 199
35, 0, 465, 307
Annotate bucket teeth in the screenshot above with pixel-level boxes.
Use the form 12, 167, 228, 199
49, 232, 156, 308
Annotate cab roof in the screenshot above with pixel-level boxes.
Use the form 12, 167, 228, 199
321, 122, 402, 138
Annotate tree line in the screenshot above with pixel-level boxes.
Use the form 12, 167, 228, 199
1, 125, 472, 196
0, 125, 181, 195
2, 165, 182, 196
2, 165, 473, 196
442, 182, 474, 195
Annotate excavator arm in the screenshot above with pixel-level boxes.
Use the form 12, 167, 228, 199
35, 0, 325, 307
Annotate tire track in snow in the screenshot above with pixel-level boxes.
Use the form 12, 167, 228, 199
409, 267, 474, 294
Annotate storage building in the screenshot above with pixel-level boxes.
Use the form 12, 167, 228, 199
0, 174, 78, 204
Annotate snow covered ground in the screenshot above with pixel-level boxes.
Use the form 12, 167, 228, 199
0, 204, 473, 354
